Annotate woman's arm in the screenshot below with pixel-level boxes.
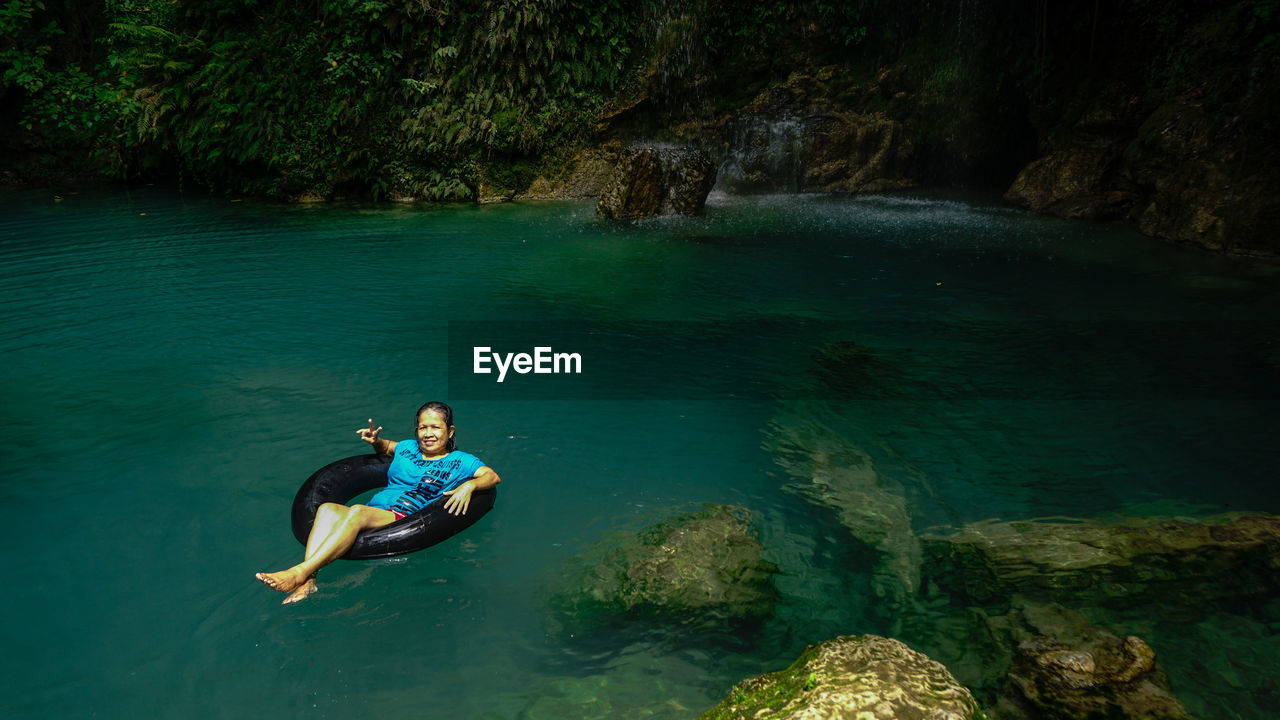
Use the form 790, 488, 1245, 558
357, 419, 396, 455
442, 465, 500, 516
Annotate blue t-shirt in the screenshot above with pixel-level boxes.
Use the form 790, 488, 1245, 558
367, 441, 486, 516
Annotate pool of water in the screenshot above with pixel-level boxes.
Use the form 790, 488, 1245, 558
1, 187, 1277, 718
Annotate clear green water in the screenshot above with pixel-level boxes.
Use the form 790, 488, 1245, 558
2, 187, 1278, 718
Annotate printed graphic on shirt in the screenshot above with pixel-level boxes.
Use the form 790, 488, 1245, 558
372, 442, 485, 517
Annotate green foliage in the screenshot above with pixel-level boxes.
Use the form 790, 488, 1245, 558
1, 0, 648, 196
0, 0, 184, 175
5, 0, 1273, 200
1, 1, 106, 161
127, 0, 647, 198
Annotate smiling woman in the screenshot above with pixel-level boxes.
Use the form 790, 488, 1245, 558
255, 401, 501, 604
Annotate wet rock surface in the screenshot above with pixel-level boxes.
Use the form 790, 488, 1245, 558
765, 413, 921, 608
921, 513, 1280, 612
711, 72, 914, 194
698, 634, 982, 720
551, 504, 778, 625
1004, 634, 1192, 720
595, 146, 717, 218
1004, 88, 1280, 258
516, 145, 626, 200
986, 602, 1195, 720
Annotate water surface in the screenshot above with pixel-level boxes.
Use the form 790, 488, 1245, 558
1, 188, 1277, 718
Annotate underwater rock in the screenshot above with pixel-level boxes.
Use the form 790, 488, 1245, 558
551, 504, 778, 624
1004, 632, 1192, 719
698, 634, 982, 720
766, 413, 921, 607
810, 340, 900, 396
518, 669, 701, 720
974, 600, 1195, 720
921, 513, 1280, 612
595, 146, 717, 218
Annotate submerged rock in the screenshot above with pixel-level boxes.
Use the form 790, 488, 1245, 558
518, 668, 702, 720
983, 602, 1195, 720
699, 634, 982, 720
595, 146, 717, 218
765, 413, 921, 607
921, 513, 1280, 611
810, 340, 901, 396
1004, 635, 1192, 720
551, 504, 778, 625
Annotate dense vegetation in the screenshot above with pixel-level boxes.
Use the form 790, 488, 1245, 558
3, 0, 1277, 199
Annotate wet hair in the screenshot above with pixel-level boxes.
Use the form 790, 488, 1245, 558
415, 401, 456, 451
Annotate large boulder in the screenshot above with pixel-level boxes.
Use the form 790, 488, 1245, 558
699, 635, 983, 720
595, 146, 717, 218
1005, 89, 1280, 257
1124, 96, 1279, 255
921, 513, 1280, 612
1002, 97, 1142, 220
551, 504, 778, 625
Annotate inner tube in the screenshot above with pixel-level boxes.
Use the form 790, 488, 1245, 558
291, 453, 497, 560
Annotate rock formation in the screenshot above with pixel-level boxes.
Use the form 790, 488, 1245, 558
765, 413, 921, 608
699, 635, 982, 720
1003, 634, 1192, 720
713, 72, 915, 194
550, 504, 778, 625
982, 601, 1195, 720
921, 513, 1280, 612
1004, 90, 1280, 257
516, 144, 627, 201
595, 146, 717, 218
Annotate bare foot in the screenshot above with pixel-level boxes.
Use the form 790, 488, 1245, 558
255, 567, 309, 593
282, 576, 318, 604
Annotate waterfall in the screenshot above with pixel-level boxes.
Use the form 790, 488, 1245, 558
717, 114, 809, 193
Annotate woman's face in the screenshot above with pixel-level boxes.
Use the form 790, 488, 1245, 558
416, 409, 454, 456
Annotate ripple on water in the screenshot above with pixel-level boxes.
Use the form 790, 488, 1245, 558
1, 188, 1278, 720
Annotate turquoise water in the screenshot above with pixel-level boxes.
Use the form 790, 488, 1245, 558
2, 187, 1278, 718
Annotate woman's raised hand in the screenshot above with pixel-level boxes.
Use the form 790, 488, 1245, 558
357, 418, 383, 445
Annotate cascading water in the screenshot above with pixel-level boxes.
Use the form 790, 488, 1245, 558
716, 115, 809, 194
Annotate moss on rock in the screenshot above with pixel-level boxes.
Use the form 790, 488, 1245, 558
551, 504, 779, 626
699, 635, 984, 720
921, 513, 1280, 612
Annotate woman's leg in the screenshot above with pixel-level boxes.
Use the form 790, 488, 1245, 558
256, 504, 397, 603
275, 502, 351, 603
302, 502, 349, 562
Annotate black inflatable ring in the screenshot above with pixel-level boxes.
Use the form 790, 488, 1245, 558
291, 453, 497, 560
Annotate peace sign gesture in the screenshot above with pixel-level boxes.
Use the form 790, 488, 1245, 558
357, 418, 384, 450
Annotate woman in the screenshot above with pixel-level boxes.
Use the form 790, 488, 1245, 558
256, 401, 500, 604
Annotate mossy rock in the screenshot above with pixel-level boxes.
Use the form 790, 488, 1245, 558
552, 504, 779, 625
920, 513, 1280, 613
700, 634, 984, 720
